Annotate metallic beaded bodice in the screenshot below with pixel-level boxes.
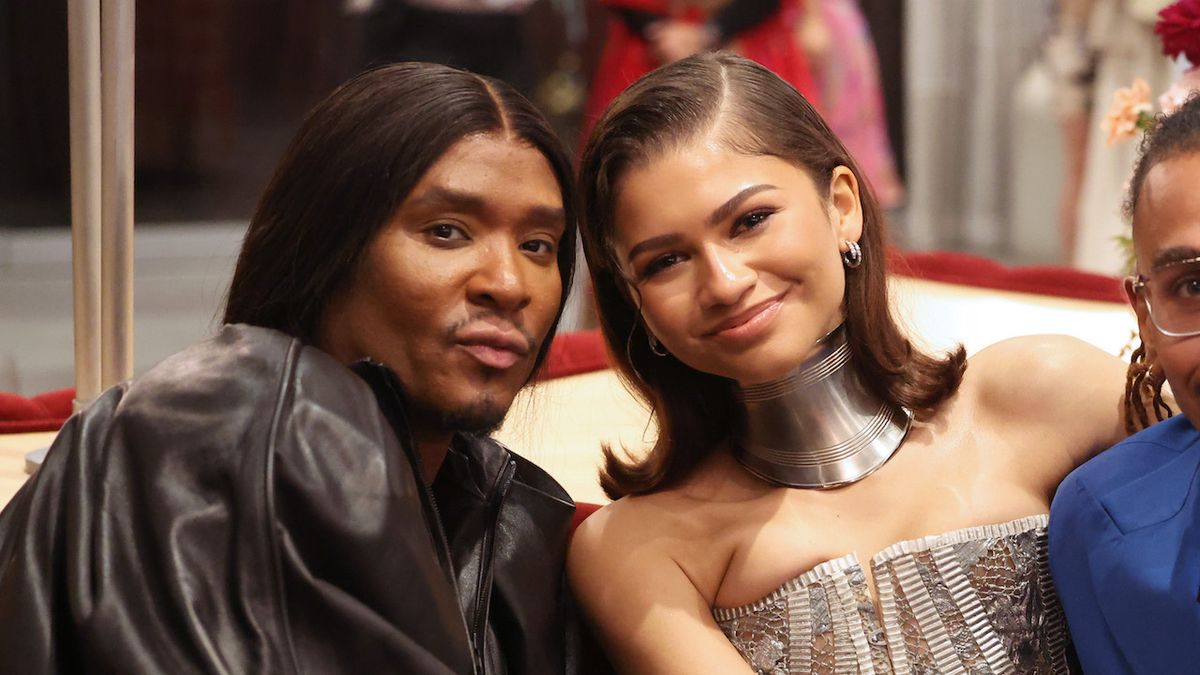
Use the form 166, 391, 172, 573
712, 515, 1071, 674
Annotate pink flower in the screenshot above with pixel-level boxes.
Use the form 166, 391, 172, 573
1156, 0, 1200, 65
1102, 79, 1154, 145
1159, 66, 1200, 113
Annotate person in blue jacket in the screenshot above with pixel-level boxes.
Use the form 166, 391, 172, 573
1049, 92, 1200, 674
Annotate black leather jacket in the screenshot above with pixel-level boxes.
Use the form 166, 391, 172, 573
0, 325, 577, 674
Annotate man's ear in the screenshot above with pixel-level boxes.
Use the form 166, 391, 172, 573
828, 166, 864, 244
1125, 276, 1158, 361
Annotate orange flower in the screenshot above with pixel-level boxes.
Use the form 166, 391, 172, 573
1102, 78, 1153, 145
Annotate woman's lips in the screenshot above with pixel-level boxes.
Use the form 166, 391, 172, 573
706, 293, 786, 344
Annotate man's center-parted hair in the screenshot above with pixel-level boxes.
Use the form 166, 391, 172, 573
1123, 92, 1200, 433
222, 62, 577, 379
578, 52, 967, 500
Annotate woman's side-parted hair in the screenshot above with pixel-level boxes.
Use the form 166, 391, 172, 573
223, 62, 576, 377
1122, 92, 1200, 432
579, 52, 966, 500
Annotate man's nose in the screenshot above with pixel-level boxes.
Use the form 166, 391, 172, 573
468, 242, 532, 313
696, 245, 755, 308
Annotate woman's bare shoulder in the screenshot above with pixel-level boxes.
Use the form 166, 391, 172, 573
570, 455, 761, 582
572, 484, 716, 558
572, 493, 670, 548
966, 334, 1127, 463
567, 492, 709, 630
567, 477, 758, 673
968, 335, 1122, 408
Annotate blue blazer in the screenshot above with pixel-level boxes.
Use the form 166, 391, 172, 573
1049, 415, 1200, 675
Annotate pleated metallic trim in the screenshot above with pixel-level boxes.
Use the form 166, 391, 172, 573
712, 515, 1050, 621
873, 560, 909, 673
713, 515, 1055, 673
830, 568, 876, 674
871, 514, 1052, 674
1037, 528, 1071, 673
712, 555, 861, 622
787, 581, 811, 672
869, 514, 1050, 566
891, 554, 964, 674
931, 544, 1011, 674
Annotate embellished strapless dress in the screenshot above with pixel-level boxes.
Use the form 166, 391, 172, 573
712, 515, 1071, 674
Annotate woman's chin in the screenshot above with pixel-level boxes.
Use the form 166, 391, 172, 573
727, 360, 799, 387
731, 344, 830, 386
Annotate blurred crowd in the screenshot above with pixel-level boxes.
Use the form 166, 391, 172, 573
0, 0, 1190, 275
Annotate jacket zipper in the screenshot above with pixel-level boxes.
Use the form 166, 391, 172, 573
470, 458, 517, 674
374, 368, 458, 580
352, 362, 476, 671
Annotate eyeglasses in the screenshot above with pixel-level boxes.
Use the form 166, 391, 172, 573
1130, 255, 1200, 337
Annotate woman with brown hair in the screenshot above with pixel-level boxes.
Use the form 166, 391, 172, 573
569, 52, 1128, 673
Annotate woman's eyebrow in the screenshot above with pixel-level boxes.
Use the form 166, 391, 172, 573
626, 233, 683, 265
624, 184, 779, 264
707, 184, 777, 227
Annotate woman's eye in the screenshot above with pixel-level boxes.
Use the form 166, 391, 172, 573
641, 253, 684, 279
520, 239, 557, 256
733, 209, 774, 235
428, 223, 468, 242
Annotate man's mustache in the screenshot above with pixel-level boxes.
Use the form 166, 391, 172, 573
445, 314, 539, 354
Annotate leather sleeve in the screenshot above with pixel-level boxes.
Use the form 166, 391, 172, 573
0, 387, 125, 673
271, 343, 474, 673
0, 357, 299, 674
0, 326, 475, 674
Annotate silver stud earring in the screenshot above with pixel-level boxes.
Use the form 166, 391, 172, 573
841, 240, 863, 269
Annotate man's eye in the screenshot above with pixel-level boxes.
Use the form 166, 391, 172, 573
732, 209, 774, 235
429, 224, 468, 241
1171, 276, 1200, 299
520, 239, 556, 255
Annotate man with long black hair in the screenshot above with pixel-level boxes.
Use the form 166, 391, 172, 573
0, 62, 578, 674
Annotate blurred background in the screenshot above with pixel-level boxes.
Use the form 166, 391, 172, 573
0, 0, 1183, 394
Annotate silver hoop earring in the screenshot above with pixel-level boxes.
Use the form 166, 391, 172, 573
647, 332, 669, 357
841, 240, 863, 269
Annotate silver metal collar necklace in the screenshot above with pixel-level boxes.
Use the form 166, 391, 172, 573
733, 324, 912, 489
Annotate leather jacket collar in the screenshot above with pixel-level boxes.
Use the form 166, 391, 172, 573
351, 359, 577, 674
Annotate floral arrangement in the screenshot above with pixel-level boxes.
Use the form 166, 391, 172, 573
1102, 0, 1200, 271
1103, 0, 1200, 145
1157, 0, 1200, 66
1102, 78, 1154, 145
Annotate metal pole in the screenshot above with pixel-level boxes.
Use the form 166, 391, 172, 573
100, 0, 135, 388
67, 0, 102, 409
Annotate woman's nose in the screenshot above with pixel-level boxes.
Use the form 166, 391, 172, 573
696, 246, 755, 308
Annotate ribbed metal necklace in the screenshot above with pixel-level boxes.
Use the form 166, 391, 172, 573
733, 324, 912, 489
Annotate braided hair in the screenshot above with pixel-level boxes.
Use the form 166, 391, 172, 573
1123, 92, 1200, 432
